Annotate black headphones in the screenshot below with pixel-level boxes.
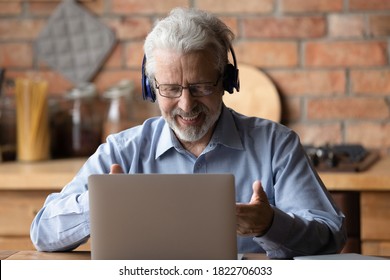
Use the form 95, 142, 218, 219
142, 45, 240, 102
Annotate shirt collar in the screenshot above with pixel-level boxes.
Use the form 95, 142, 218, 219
155, 104, 244, 159
155, 122, 177, 159
210, 104, 243, 150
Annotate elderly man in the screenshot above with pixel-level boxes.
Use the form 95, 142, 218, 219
31, 7, 346, 259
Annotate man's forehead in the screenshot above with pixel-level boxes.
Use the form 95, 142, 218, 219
154, 50, 218, 81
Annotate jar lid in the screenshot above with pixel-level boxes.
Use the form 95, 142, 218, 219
103, 79, 134, 99
67, 83, 96, 99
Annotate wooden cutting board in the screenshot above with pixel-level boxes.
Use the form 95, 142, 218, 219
223, 64, 281, 122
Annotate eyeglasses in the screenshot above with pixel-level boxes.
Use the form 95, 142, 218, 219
154, 76, 221, 98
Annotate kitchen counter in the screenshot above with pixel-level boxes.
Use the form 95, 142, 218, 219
319, 156, 390, 191
0, 158, 85, 190
0, 158, 87, 251
0, 156, 389, 191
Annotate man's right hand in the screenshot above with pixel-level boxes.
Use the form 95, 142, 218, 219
110, 164, 124, 174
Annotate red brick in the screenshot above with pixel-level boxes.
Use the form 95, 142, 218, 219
197, 0, 274, 14
107, 17, 152, 41
92, 70, 141, 95
307, 97, 389, 120
0, 3, 22, 15
27, 0, 104, 16
234, 41, 298, 67
350, 0, 390, 11
281, 0, 343, 13
0, 43, 33, 68
346, 122, 390, 153
0, 19, 46, 40
305, 41, 388, 67
125, 42, 144, 68
81, 0, 105, 15
36, 59, 51, 71
38, 71, 74, 95
103, 44, 123, 69
111, 0, 189, 14
328, 14, 367, 38
220, 17, 238, 37
242, 16, 325, 39
28, 2, 58, 16
289, 123, 342, 146
351, 70, 390, 95
369, 15, 390, 36
281, 97, 302, 122
268, 70, 345, 96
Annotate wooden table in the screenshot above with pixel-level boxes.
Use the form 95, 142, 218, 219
0, 157, 389, 256
0, 250, 268, 260
0, 250, 91, 260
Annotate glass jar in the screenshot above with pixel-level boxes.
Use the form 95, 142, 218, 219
0, 79, 17, 162
51, 83, 102, 158
0, 93, 17, 162
102, 80, 134, 141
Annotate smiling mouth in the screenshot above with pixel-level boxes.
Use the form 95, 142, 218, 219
178, 113, 202, 125
181, 114, 199, 121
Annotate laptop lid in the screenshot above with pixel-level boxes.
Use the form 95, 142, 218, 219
88, 173, 237, 260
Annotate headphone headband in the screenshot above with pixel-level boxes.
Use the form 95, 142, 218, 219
142, 45, 239, 102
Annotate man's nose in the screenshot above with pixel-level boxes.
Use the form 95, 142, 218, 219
178, 87, 197, 112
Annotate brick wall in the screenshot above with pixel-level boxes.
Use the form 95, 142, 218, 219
1, 0, 389, 154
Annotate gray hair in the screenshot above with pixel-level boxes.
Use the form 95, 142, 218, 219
143, 7, 234, 80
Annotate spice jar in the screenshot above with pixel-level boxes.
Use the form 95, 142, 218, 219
102, 80, 134, 141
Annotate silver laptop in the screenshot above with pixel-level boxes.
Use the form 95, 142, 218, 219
88, 173, 237, 260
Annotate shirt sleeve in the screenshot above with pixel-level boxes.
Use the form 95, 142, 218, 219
30, 190, 91, 251
30, 137, 119, 251
29, 120, 158, 252
253, 130, 347, 259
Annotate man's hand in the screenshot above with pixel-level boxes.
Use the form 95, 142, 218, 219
236, 180, 274, 237
110, 164, 124, 174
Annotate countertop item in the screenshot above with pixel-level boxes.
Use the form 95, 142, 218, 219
223, 64, 281, 123
0, 68, 5, 95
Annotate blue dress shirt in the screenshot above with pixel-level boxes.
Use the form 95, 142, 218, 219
30, 105, 346, 258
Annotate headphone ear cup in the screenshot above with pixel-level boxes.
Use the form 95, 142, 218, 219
223, 63, 239, 94
142, 75, 156, 102
141, 55, 156, 102
141, 56, 156, 102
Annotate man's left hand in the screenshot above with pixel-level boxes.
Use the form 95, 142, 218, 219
236, 180, 274, 237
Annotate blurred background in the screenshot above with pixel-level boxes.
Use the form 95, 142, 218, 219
0, 0, 389, 158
